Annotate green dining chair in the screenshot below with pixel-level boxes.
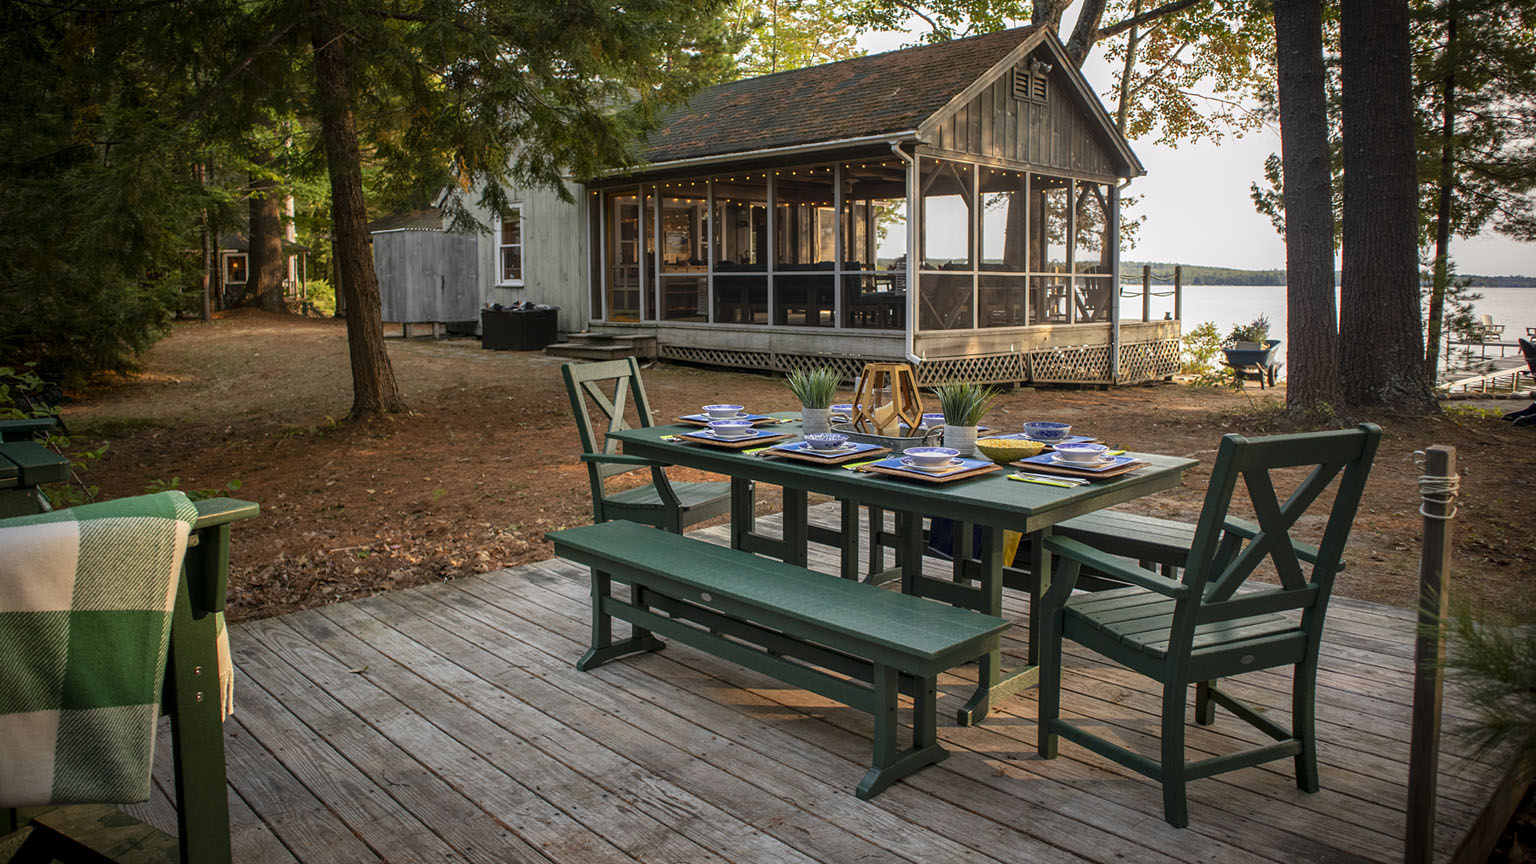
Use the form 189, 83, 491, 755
562, 357, 733, 533
1035, 423, 1381, 827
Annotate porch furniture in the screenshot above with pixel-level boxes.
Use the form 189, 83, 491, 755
1499, 338, 1536, 424
1035, 424, 1382, 827
1, 493, 259, 863
550, 519, 1010, 799
0, 418, 69, 518
1052, 509, 1339, 578
607, 418, 1197, 724
1474, 314, 1504, 339
562, 358, 733, 533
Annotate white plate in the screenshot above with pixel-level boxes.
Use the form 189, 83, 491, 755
1050, 452, 1113, 466
901, 456, 962, 471
797, 441, 856, 454
696, 429, 759, 440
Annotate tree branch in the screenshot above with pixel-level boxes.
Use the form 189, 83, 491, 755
1098, 0, 1209, 40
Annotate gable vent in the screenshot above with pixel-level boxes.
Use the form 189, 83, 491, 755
1013, 60, 1049, 104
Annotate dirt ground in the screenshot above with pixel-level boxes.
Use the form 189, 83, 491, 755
57, 309, 1534, 623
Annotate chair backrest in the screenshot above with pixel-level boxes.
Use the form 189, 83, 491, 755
1170, 423, 1382, 648
562, 357, 655, 481
1479, 313, 1494, 326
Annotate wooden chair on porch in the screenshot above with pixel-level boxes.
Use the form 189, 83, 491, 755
2, 492, 258, 863
1035, 423, 1381, 827
562, 358, 733, 533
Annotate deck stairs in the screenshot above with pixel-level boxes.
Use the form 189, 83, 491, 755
545, 330, 657, 362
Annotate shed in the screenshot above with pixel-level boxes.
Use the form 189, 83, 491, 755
579, 25, 1179, 384
367, 207, 480, 329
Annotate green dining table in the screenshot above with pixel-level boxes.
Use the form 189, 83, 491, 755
608, 417, 1198, 725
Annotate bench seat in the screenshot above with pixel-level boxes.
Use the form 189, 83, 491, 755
549, 519, 1010, 799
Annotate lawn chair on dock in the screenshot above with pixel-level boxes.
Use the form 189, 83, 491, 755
1, 492, 258, 863
1499, 338, 1536, 425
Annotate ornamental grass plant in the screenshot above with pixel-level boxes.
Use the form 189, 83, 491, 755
786, 367, 841, 409
931, 381, 999, 427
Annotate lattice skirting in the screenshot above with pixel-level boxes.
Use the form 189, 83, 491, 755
658, 338, 1181, 385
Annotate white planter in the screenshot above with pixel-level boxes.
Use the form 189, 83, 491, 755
801, 406, 832, 435
943, 424, 979, 457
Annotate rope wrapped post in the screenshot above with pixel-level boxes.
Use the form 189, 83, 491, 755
1142, 264, 1151, 322
1405, 445, 1458, 864
1173, 265, 1183, 322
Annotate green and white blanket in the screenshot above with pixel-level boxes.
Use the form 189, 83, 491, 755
0, 491, 198, 807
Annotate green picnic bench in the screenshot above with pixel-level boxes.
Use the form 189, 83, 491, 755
0, 418, 70, 517
549, 519, 1010, 800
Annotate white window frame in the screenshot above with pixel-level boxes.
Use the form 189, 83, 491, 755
222, 252, 249, 285
494, 204, 525, 287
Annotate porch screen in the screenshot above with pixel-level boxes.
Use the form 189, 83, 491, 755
918, 158, 973, 330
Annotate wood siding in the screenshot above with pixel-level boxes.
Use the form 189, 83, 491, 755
372, 231, 479, 323
923, 50, 1118, 180
464, 180, 590, 335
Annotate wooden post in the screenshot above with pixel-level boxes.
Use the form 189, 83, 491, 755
1142, 264, 1151, 322
1405, 444, 1456, 864
1173, 265, 1183, 322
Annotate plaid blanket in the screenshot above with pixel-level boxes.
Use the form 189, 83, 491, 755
0, 491, 198, 807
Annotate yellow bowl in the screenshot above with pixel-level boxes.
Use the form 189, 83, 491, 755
974, 437, 1047, 464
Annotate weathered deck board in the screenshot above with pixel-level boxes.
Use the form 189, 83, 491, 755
124, 504, 1507, 863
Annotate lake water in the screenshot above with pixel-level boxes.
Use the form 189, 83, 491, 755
1135, 283, 1534, 371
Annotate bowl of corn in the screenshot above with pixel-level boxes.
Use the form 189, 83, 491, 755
974, 437, 1047, 464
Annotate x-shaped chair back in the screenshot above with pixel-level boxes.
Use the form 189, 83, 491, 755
1173, 423, 1383, 652
563, 357, 655, 483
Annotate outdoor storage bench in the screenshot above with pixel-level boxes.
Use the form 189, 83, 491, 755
549, 519, 1010, 799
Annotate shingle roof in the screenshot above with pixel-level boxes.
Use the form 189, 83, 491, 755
366, 208, 446, 233
641, 25, 1042, 164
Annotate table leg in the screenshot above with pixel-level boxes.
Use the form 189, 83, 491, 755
956, 526, 1041, 726
1027, 526, 1052, 666
730, 478, 754, 550
782, 487, 810, 566
839, 499, 860, 581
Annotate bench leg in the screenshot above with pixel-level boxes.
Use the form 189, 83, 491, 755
839, 498, 860, 581
577, 570, 663, 671
856, 665, 947, 800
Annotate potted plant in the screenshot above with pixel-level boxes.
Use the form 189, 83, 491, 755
1222, 315, 1281, 369
932, 382, 999, 457
786, 366, 841, 435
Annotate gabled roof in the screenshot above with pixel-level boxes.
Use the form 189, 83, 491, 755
641, 26, 1044, 165
366, 208, 446, 233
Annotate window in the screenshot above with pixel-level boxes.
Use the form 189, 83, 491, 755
496, 206, 524, 285
224, 253, 248, 285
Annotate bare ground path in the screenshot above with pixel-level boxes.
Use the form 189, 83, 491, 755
61, 309, 1535, 622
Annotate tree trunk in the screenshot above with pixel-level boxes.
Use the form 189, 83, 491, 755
309, 3, 405, 415
1424, 0, 1457, 380
1115, 0, 1142, 135
1339, 0, 1437, 412
249, 152, 287, 313
1274, 0, 1341, 412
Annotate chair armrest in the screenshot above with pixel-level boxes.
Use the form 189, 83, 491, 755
580, 452, 661, 467
1044, 535, 1190, 598
0, 417, 58, 442
1221, 517, 1333, 567
187, 498, 259, 614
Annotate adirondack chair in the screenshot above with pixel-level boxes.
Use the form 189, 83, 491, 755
2, 494, 258, 863
1035, 423, 1382, 827
562, 357, 733, 532
1500, 338, 1536, 425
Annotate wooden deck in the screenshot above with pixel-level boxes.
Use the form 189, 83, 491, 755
122, 506, 1507, 863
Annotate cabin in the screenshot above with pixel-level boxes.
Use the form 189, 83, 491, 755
386, 25, 1180, 384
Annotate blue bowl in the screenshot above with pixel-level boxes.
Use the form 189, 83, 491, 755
704, 403, 745, 420
920, 413, 947, 428
831, 403, 854, 415
1023, 421, 1072, 441
707, 419, 754, 438
803, 432, 849, 452
1053, 442, 1109, 463
905, 446, 961, 468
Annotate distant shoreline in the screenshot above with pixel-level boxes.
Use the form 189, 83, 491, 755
1123, 261, 1536, 289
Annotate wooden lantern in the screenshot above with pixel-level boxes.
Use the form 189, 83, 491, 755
848, 362, 923, 436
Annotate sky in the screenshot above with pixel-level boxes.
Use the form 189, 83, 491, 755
856, 25, 1535, 276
